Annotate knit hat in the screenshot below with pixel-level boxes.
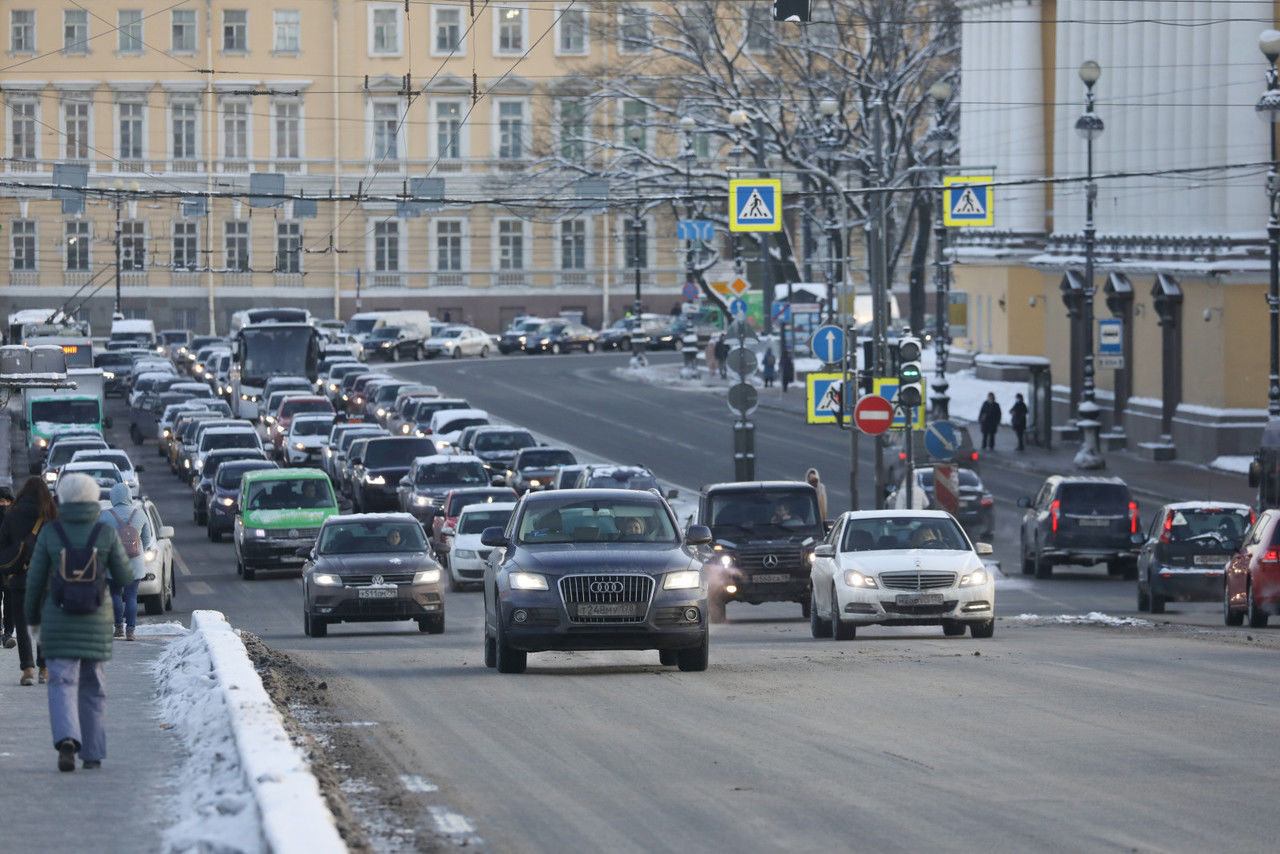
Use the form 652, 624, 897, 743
57, 473, 100, 504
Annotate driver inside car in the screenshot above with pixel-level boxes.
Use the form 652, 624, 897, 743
617, 516, 646, 539
909, 525, 943, 548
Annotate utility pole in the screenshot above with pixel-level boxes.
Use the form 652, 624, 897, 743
868, 100, 889, 507
113, 192, 123, 318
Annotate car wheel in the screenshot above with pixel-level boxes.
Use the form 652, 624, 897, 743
1225, 583, 1244, 626
551, 342, 562, 355
707, 593, 726, 624
165, 569, 175, 611
658, 650, 678, 666
235, 554, 243, 576
243, 563, 256, 581
942, 621, 966, 637
970, 620, 995, 639
419, 615, 445, 634
676, 633, 709, 672
480, 346, 489, 358
1034, 543, 1052, 579
208, 526, 221, 543
586, 341, 596, 354
1123, 559, 1139, 581
1149, 576, 1166, 614
391, 347, 400, 363
310, 614, 327, 638
1137, 579, 1151, 612
1248, 583, 1269, 628
303, 610, 312, 637
831, 586, 856, 641
620, 338, 632, 351
143, 593, 164, 616
1106, 559, 1123, 576
449, 573, 464, 593
800, 596, 811, 619
484, 631, 497, 668
494, 623, 527, 674
451, 347, 461, 360
810, 589, 832, 638
130, 425, 143, 445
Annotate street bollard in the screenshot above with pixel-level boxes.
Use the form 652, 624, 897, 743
680, 332, 700, 379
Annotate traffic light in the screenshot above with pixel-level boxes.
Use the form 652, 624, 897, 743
897, 336, 923, 409
773, 1, 811, 22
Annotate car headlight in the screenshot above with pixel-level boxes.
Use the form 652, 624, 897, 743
663, 570, 702, 590
253, 528, 266, 538
376, 407, 387, 417
381, 341, 392, 348
219, 497, 235, 507
241, 393, 249, 400
528, 478, 541, 488
312, 572, 342, 586
365, 474, 386, 485
36, 438, 48, 448
103, 371, 115, 379
843, 569, 878, 588
294, 442, 306, 450
194, 460, 203, 471
509, 571, 548, 591
44, 472, 56, 483
435, 440, 450, 451
807, 551, 817, 565
401, 424, 411, 434
329, 383, 338, 391
162, 429, 172, 438
413, 568, 442, 584
719, 554, 734, 568
414, 495, 431, 506
453, 549, 477, 559
960, 568, 989, 587
144, 549, 156, 562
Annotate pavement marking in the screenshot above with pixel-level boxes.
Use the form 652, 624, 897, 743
429, 806, 475, 836
186, 580, 214, 595
173, 549, 192, 576
399, 774, 439, 793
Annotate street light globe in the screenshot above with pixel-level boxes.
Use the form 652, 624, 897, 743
728, 108, 748, 128
818, 97, 838, 117
929, 81, 952, 102
1078, 60, 1101, 86
678, 115, 695, 132
1261, 29, 1280, 63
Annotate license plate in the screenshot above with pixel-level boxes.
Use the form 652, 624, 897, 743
752, 573, 790, 584
895, 593, 944, 606
1194, 554, 1224, 566
1076, 518, 1111, 527
358, 587, 397, 599
576, 603, 642, 618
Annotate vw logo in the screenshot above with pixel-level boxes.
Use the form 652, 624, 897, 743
372, 574, 384, 585
289, 529, 299, 538
762, 554, 780, 569
590, 581, 624, 594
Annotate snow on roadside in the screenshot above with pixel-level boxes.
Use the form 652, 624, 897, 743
1210, 455, 1253, 475
1007, 612, 1153, 628
133, 620, 188, 637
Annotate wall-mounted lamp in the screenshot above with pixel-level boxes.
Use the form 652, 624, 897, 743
1029, 296, 1042, 308
1202, 306, 1223, 323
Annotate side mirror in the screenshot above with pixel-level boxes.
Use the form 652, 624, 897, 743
1249, 459, 1262, 488
103, 416, 113, 428
684, 524, 713, 546
1016, 497, 1031, 508
350, 457, 362, 466
814, 543, 836, 558
399, 477, 411, 487
159, 525, 175, 539
135, 464, 145, 473
974, 542, 994, 556
666, 489, 679, 500
480, 526, 508, 547
294, 546, 312, 558
490, 475, 506, 486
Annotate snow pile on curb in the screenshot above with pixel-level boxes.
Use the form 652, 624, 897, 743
613, 363, 732, 392
1008, 612, 1153, 628
133, 620, 188, 637
1210, 455, 1253, 475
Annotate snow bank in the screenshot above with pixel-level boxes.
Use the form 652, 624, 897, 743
1210, 455, 1254, 475
1008, 612, 1153, 628
133, 620, 188, 637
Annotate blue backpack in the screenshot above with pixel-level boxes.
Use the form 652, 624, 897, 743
48, 522, 108, 615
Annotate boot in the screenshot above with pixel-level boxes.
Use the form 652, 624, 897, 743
20, 667, 35, 686
38, 666, 47, 684
1, 632, 14, 648
57, 739, 76, 772
113, 624, 124, 639
126, 628, 135, 641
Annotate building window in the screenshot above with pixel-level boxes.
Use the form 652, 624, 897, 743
118, 101, 144, 167
121, 221, 146, 271
560, 219, 586, 270
12, 219, 35, 271
372, 101, 400, 162
10, 100, 37, 162
623, 218, 648, 269
274, 10, 300, 53
276, 221, 301, 273
619, 6, 651, 54
744, 3, 771, 52
274, 100, 300, 161
374, 221, 400, 271
172, 221, 198, 271
172, 101, 198, 163
559, 99, 585, 162
223, 10, 247, 53
498, 101, 524, 160
65, 221, 90, 271
172, 9, 196, 53
370, 6, 401, 56
434, 6, 462, 54
222, 99, 249, 166
435, 101, 463, 159
224, 220, 249, 272
497, 219, 523, 270
435, 220, 463, 271
623, 100, 647, 152
173, 307, 197, 329
63, 100, 90, 161
496, 6, 526, 54
64, 9, 88, 53
10, 10, 35, 54
118, 10, 143, 53
557, 5, 587, 55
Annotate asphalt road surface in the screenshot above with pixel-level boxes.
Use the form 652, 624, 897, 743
112, 353, 1279, 852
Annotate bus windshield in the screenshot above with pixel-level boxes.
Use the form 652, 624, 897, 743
239, 326, 317, 385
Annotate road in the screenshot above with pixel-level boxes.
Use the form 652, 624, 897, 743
113, 353, 1279, 852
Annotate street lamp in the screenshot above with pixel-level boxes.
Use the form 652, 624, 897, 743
1073, 60, 1105, 470
817, 97, 849, 326
925, 80, 954, 419
678, 114, 698, 293
1257, 30, 1280, 417
728, 107, 749, 280
628, 123, 647, 361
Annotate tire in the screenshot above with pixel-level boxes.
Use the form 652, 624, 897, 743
235, 554, 244, 576
480, 346, 489, 358
1225, 583, 1244, 626
586, 341, 596, 354
303, 610, 312, 637
484, 631, 497, 668
708, 594, 726, 624
164, 569, 174, 611
800, 596, 811, 619
1137, 580, 1151, 612
449, 573, 463, 593
659, 650, 678, 666
1034, 545, 1052, 579
831, 587, 856, 641
551, 342, 562, 355
1123, 560, 1139, 582
1149, 579, 1166, 614
1020, 534, 1034, 575
208, 526, 221, 543
810, 589, 832, 638
310, 614, 327, 638
970, 620, 995, 639
1248, 583, 1269, 628
416, 346, 426, 361
130, 425, 143, 445
676, 634, 709, 672
243, 563, 256, 581
143, 593, 164, 616
1107, 560, 1124, 576
942, 621, 966, 637
391, 347, 400, 363
419, 614, 445, 634
620, 338, 632, 351
451, 347, 461, 360
494, 623, 527, 673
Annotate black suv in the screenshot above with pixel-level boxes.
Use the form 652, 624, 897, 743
697, 481, 825, 622
1018, 476, 1141, 579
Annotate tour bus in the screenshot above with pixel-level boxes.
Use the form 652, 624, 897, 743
229, 307, 313, 333
229, 318, 321, 419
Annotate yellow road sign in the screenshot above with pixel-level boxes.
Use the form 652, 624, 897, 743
943, 176, 994, 227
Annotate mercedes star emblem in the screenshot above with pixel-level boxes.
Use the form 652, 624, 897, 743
762, 554, 780, 569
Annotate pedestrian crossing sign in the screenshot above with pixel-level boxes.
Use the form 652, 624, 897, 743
729, 179, 783, 232
943, 176, 994, 227
873, 377, 927, 429
806, 372, 853, 424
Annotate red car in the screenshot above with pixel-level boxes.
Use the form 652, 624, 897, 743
1224, 508, 1280, 627
270, 396, 334, 455
430, 486, 517, 561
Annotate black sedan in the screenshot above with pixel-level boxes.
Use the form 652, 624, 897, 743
351, 436, 438, 512
1136, 501, 1252, 613
502, 447, 578, 493
481, 489, 712, 673
520, 320, 599, 355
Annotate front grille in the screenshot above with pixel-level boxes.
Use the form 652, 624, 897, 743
559, 574, 654, 624
883, 601, 957, 616
340, 571, 417, 585
878, 571, 957, 590
735, 544, 804, 574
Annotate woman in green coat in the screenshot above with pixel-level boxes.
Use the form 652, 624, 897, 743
24, 473, 133, 772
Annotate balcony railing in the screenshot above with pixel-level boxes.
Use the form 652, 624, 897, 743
10, 270, 39, 286
432, 273, 466, 288
274, 272, 304, 288
495, 271, 528, 287
371, 273, 405, 288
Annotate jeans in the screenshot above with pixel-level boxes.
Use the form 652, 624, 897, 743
10, 586, 44, 670
46, 658, 107, 761
109, 579, 140, 630
1, 587, 13, 634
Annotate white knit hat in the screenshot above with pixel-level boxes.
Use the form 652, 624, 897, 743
57, 472, 100, 504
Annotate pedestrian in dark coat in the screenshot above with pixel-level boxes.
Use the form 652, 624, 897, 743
0, 485, 14, 649
1010, 393, 1029, 451
762, 349, 777, 387
714, 336, 730, 379
0, 477, 56, 685
978, 392, 1002, 450
25, 473, 133, 771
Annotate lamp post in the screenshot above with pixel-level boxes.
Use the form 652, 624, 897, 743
678, 115, 698, 297
817, 98, 848, 325
1257, 30, 1280, 417
1073, 60, 1106, 470
925, 81, 954, 419
628, 123, 647, 361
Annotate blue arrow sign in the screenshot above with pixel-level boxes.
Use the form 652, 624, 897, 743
729, 297, 749, 317
677, 220, 716, 241
810, 324, 844, 364
924, 420, 961, 459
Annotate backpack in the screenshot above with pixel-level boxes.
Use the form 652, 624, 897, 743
48, 522, 108, 615
0, 519, 42, 587
109, 507, 143, 558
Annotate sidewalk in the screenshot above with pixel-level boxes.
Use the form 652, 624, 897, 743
0, 635, 180, 853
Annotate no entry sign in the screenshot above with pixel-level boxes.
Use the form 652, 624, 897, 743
854, 395, 894, 436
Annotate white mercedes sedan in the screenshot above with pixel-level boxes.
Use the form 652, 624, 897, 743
810, 510, 995, 640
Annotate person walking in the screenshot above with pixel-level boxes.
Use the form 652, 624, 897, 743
1010, 393, 1029, 452
714, 335, 730, 380
0, 477, 57, 685
762, 349, 777, 388
0, 485, 14, 649
978, 392, 1002, 451
805, 468, 829, 523
99, 482, 153, 641
24, 473, 133, 772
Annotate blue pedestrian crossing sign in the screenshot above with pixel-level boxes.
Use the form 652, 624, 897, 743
943, 176, 994, 227
729, 297, 749, 317
809, 324, 845, 364
729, 179, 783, 232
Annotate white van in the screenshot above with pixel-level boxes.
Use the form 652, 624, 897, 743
372, 310, 434, 339
108, 318, 158, 351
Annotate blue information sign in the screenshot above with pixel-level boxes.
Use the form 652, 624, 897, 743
809, 324, 845, 364
924, 420, 962, 460
772, 303, 792, 324
729, 297, 749, 317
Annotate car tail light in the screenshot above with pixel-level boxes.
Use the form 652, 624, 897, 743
1160, 512, 1172, 544
1050, 499, 1060, 533
898, 451, 906, 462
980, 495, 994, 507
1129, 501, 1139, 534
970, 451, 980, 462
1261, 549, 1280, 566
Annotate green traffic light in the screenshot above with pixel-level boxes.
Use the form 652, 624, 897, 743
900, 363, 921, 382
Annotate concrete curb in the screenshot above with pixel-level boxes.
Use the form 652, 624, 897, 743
191, 609, 346, 854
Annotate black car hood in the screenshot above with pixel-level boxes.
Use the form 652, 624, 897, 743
512, 544, 696, 575
414, 483, 472, 497
518, 467, 559, 480
477, 450, 519, 463
368, 466, 411, 480
711, 532, 819, 548
314, 552, 435, 574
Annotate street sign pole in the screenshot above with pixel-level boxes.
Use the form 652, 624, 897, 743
903, 404, 915, 509
844, 313, 859, 510
727, 322, 759, 481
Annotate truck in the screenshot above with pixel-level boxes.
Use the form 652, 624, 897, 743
108, 318, 158, 351
21, 367, 108, 473
230, 321, 321, 420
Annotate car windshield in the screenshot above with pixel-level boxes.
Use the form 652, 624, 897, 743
511, 321, 542, 334
536, 322, 566, 335
1166, 508, 1251, 545
519, 450, 575, 468
1058, 484, 1131, 514
341, 431, 384, 453
585, 470, 659, 492
216, 463, 275, 489
440, 417, 488, 434
708, 490, 821, 533
841, 516, 970, 551
245, 477, 334, 510
281, 400, 332, 418
347, 317, 378, 335
48, 443, 105, 467
474, 431, 535, 452
416, 401, 466, 420
441, 329, 462, 339
447, 491, 514, 515
371, 327, 400, 340
67, 465, 121, 483
458, 507, 514, 534
917, 469, 983, 488
75, 453, 132, 472
319, 519, 427, 554
416, 461, 487, 486
31, 399, 100, 424
95, 353, 133, 368
203, 432, 259, 451
364, 438, 436, 468
516, 497, 677, 544
292, 418, 334, 436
